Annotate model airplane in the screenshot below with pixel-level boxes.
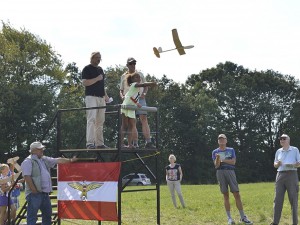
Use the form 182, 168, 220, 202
153, 29, 194, 58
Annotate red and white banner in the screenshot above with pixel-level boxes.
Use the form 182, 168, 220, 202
57, 162, 121, 221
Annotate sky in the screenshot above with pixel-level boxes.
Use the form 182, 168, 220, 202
1, 0, 300, 84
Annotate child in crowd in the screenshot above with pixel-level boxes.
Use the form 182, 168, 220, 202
0, 163, 17, 225
121, 72, 156, 148
10, 182, 22, 210
8, 158, 23, 210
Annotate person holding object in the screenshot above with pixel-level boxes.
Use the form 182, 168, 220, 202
165, 154, 185, 208
212, 134, 252, 225
21, 141, 77, 225
0, 164, 17, 225
270, 134, 300, 225
120, 57, 155, 148
120, 72, 156, 149
82, 51, 110, 149
8, 157, 24, 210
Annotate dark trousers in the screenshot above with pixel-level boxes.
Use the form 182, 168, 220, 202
273, 171, 299, 225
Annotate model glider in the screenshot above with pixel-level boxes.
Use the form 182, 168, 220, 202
153, 29, 194, 58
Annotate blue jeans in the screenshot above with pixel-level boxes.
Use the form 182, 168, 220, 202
26, 192, 52, 225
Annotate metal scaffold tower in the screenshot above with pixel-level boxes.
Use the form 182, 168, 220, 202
13, 104, 161, 225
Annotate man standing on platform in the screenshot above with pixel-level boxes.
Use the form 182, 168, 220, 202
82, 51, 110, 149
119, 57, 155, 148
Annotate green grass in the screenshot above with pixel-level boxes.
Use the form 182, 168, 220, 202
18, 183, 297, 225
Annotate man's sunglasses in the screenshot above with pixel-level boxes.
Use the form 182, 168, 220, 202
279, 137, 287, 140
128, 62, 136, 65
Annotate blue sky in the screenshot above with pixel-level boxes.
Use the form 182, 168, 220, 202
1, 0, 300, 83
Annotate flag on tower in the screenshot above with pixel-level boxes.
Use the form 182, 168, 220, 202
57, 162, 121, 221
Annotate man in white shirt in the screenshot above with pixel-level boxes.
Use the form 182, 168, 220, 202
271, 134, 300, 225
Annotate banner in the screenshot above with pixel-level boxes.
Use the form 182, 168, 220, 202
57, 162, 121, 221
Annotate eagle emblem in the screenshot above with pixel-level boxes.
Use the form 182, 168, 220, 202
68, 181, 103, 201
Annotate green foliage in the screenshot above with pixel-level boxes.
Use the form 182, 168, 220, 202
0, 22, 66, 154
186, 62, 299, 182
285, 88, 300, 148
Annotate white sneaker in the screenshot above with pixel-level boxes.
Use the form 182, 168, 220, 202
240, 216, 253, 224
228, 218, 235, 225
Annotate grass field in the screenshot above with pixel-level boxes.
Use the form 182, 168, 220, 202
18, 182, 297, 225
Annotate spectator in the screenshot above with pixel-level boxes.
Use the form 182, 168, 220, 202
0, 163, 16, 225
270, 134, 300, 225
21, 141, 77, 225
8, 157, 24, 210
212, 134, 252, 225
165, 154, 186, 208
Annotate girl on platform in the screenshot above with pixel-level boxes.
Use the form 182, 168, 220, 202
121, 72, 156, 149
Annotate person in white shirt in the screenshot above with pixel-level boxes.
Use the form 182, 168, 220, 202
270, 134, 300, 225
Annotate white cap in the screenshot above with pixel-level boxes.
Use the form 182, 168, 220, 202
30, 141, 45, 152
279, 134, 290, 139
218, 134, 227, 139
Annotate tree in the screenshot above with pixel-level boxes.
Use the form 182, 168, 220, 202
0, 22, 66, 154
144, 75, 209, 183
285, 88, 300, 148
187, 62, 299, 181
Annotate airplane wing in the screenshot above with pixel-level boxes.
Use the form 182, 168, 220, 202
153, 47, 160, 58
172, 29, 185, 55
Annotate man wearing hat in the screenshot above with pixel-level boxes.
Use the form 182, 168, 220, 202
82, 51, 110, 149
212, 134, 252, 225
270, 134, 300, 225
119, 57, 155, 148
21, 141, 76, 225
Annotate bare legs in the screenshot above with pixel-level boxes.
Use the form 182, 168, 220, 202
121, 114, 136, 148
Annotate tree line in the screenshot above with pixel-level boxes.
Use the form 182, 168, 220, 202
1, 22, 299, 184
